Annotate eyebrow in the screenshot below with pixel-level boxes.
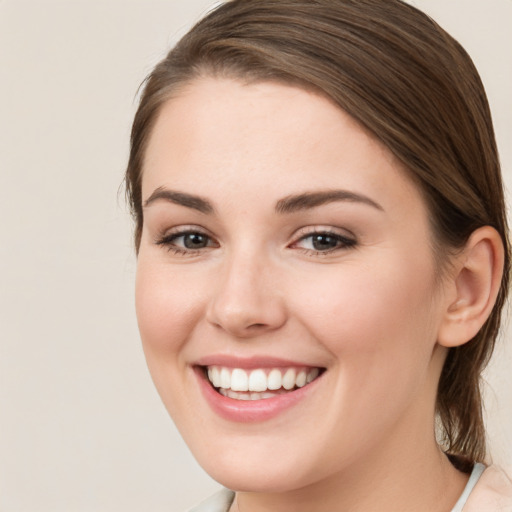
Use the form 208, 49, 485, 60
143, 186, 214, 214
275, 190, 384, 213
143, 187, 383, 215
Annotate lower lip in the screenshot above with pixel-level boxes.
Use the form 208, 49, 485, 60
194, 366, 322, 423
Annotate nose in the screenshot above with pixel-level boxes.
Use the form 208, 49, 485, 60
206, 251, 287, 338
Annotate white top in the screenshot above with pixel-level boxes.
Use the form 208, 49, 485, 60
188, 463, 512, 512
188, 488, 234, 512
450, 463, 486, 512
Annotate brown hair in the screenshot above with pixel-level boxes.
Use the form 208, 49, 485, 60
125, 0, 509, 466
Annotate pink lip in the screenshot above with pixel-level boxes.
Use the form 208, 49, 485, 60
193, 365, 324, 423
195, 354, 319, 369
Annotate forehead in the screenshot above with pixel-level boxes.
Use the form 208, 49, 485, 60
142, 77, 423, 217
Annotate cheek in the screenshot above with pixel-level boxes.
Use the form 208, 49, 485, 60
290, 256, 439, 377
282, 260, 440, 458
135, 260, 205, 360
135, 259, 210, 422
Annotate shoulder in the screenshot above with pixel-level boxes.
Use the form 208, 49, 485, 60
187, 488, 235, 512
464, 465, 512, 511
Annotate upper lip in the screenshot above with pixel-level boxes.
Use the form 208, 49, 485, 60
194, 354, 324, 370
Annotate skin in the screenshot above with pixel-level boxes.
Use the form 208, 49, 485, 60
136, 78, 472, 511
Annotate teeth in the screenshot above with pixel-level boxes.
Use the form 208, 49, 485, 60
296, 370, 307, 388
282, 368, 296, 390
231, 368, 249, 391
218, 388, 294, 400
248, 369, 267, 392
220, 367, 231, 388
206, 366, 322, 396
208, 367, 221, 388
306, 367, 319, 383
267, 369, 282, 390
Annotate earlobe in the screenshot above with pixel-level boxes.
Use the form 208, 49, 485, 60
437, 226, 504, 348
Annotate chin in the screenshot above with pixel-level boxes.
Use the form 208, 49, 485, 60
198, 454, 318, 493
179, 423, 340, 494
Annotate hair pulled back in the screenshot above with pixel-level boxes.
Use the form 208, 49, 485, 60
126, 0, 510, 466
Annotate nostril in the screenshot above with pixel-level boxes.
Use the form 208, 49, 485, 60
206, 287, 288, 337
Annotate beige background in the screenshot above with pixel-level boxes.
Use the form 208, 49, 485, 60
0, 1, 510, 510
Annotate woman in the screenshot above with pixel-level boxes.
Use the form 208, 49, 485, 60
125, 0, 512, 510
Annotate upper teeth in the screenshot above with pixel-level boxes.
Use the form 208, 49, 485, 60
207, 366, 320, 392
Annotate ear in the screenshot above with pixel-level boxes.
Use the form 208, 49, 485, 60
437, 226, 504, 348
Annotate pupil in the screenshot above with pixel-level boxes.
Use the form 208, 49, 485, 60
184, 233, 207, 249
312, 234, 337, 250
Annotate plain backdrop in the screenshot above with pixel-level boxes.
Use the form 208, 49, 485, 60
0, 1, 510, 510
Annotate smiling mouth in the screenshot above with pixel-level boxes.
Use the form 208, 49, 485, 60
202, 366, 324, 401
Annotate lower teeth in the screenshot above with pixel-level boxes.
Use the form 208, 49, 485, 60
218, 388, 291, 400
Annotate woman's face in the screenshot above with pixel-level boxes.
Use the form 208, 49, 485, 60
136, 78, 450, 492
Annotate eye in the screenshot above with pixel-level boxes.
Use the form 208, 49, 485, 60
177, 232, 210, 249
155, 228, 219, 254
291, 229, 356, 254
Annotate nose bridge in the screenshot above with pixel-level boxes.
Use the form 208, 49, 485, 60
206, 243, 286, 337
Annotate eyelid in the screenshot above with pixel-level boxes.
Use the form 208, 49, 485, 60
155, 224, 205, 241
154, 225, 219, 254
291, 225, 356, 241
289, 226, 357, 254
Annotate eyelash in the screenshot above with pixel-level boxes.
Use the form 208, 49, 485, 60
155, 227, 357, 256
155, 227, 218, 255
291, 228, 357, 255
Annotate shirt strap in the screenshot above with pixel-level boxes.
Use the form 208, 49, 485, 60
450, 463, 486, 512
